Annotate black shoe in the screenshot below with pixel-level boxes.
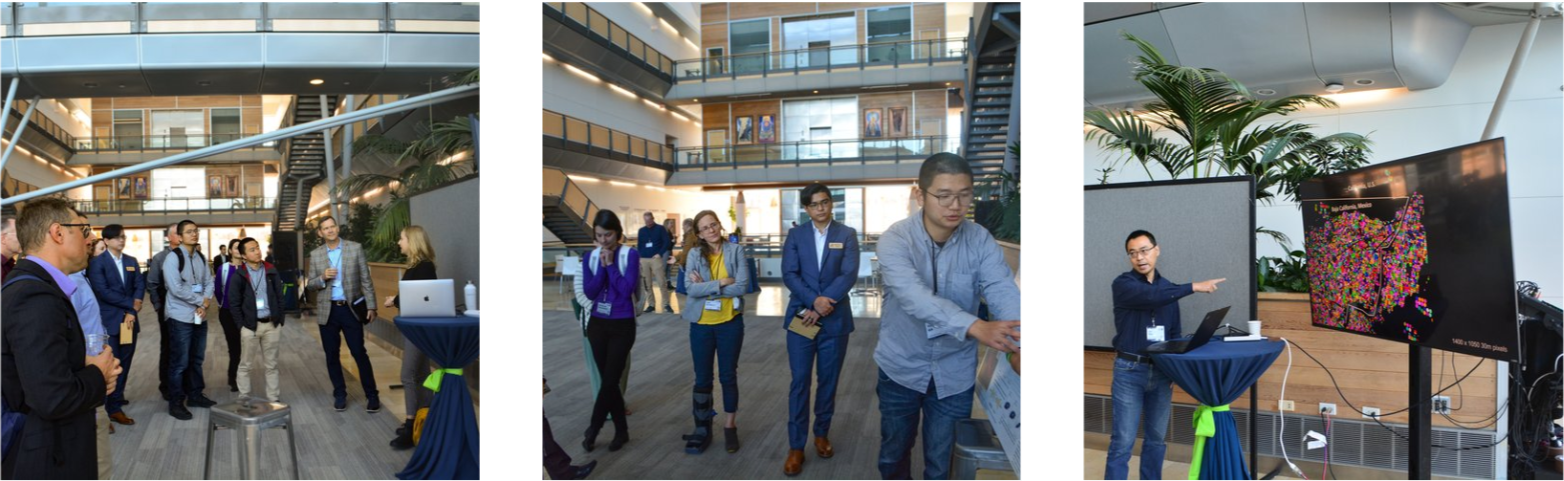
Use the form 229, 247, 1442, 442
187, 395, 217, 408
663, 305, 673, 313
396, 418, 411, 436
367, 398, 382, 413
643, 306, 655, 313
168, 404, 193, 421
609, 432, 629, 452
725, 427, 740, 453
334, 398, 347, 411
582, 427, 599, 452
567, 460, 597, 480
229, 385, 239, 393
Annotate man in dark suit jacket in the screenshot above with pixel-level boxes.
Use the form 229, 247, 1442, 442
778, 183, 860, 476
87, 223, 144, 426
1, 197, 120, 480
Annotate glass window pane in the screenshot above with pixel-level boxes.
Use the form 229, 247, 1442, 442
628, 35, 644, 61
611, 23, 627, 49
149, 110, 205, 148
543, 111, 564, 137
866, 7, 911, 63
729, 19, 769, 75
211, 108, 241, 144
565, 117, 588, 143
631, 138, 645, 157
565, 2, 587, 23
589, 8, 609, 37
612, 131, 629, 153
590, 125, 610, 149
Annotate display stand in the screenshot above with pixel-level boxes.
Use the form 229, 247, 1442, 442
1408, 344, 1431, 480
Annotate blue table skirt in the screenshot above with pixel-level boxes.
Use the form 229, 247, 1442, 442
394, 316, 480, 480
1151, 339, 1283, 480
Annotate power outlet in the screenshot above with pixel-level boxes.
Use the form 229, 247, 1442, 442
1362, 406, 1381, 419
1279, 400, 1295, 411
1319, 403, 1337, 415
1432, 396, 1451, 414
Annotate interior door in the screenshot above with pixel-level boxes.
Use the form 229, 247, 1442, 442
706, 129, 727, 164
917, 28, 941, 59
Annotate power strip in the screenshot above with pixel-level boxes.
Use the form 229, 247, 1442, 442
1222, 334, 1266, 342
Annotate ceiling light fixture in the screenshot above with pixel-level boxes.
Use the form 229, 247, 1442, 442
1324, 83, 1345, 93
670, 111, 689, 122
543, 52, 554, 61
1354, 79, 1375, 86
310, 79, 325, 85
563, 63, 601, 83
1255, 88, 1276, 96
609, 84, 637, 99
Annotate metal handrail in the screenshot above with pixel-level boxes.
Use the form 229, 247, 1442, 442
542, 109, 675, 167
543, 2, 675, 79
72, 134, 276, 153
673, 37, 968, 83
671, 135, 959, 170
543, 168, 599, 237
7, 99, 78, 148
73, 196, 278, 215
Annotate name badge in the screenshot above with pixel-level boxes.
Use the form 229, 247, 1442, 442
192, 284, 204, 294
256, 299, 266, 310
1147, 325, 1166, 343
596, 301, 613, 316
645, 242, 654, 248
126, 266, 136, 272
829, 242, 844, 249
704, 299, 724, 311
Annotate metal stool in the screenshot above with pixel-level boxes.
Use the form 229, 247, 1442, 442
204, 399, 301, 480
951, 418, 1014, 480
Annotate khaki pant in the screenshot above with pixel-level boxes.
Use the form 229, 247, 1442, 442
238, 321, 282, 401
639, 255, 667, 312
95, 411, 110, 480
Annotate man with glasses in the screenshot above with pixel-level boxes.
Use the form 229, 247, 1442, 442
87, 224, 144, 427
1, 197, 121, 480
162, 219, 217, 420
874, 153, 1021, 480
1104, 230, 1224, 480
145, 222, 180, 401
780, 183, 859, 476
306, 216, 381, 413
2, 213, 18, 280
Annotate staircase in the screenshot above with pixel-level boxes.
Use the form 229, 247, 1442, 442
961, 2, 1020, 194
542, 167, 597, 246
275, 95, 341, 231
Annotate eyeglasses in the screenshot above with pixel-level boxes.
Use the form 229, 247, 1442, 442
925, 190, 974, 208
698, 223, 721, 233
58, 223, 93, 238
182, 229, 200, 236
805, 199, 833, 210
1127, 246, 1157, 259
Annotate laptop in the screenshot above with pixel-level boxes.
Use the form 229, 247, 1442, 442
1144, 306, 1231, 354
399, 279, 456, 317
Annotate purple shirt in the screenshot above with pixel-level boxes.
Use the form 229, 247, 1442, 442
24, 255, 76, 297
581, 247, 640, 320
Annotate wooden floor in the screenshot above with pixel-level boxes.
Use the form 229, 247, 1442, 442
107, 307, 413, 480
542, 307, 933, 480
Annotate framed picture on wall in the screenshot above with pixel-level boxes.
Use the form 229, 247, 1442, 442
134, 177, 148, 200
225, 175, 239, 198
758, 114, 775, 143
116, 178, 132, 199
863, 108, 883, 138
735, 116, 755, 145
888, 107, 907, 137
208, 175, 223, 198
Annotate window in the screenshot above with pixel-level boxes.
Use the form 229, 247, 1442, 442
866, 6, 912, 64
149, 110, 204, 148
729, 19, 769, 75
211, 108, 241, 144
781, 14, 856, 68
782, 97, 859, 160
112, 110, 143, 149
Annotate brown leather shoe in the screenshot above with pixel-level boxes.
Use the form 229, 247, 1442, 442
783, 449, 804, 476
109, 412, 136, 426
814, 436, 834, 459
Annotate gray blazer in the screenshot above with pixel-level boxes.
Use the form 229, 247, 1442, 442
306, 239, 376, 325
681, 241, 750, 324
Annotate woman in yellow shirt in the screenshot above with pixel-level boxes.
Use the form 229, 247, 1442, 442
678, 209, 752, 454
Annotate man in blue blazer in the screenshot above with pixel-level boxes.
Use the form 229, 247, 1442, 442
87, 223, 145, 426
780, 183, 859, 476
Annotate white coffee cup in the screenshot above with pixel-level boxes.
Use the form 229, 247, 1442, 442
1248, 320, 1263, 338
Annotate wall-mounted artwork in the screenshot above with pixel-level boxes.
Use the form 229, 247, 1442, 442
888, 107, 907, 137
134, 177, 148, 200
735, 116, 755, 145
116, 178, 133, 199
208, 175, 223, 198
863, 108, 883, 138
225, 175, 239, 198
758, 114, 775, 144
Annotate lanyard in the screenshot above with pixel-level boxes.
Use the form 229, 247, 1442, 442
249, 268, 265, 297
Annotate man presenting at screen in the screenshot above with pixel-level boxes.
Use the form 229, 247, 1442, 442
1105, 230, 1224, 480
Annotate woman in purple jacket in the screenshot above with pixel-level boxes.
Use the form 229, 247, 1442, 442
580, 210, 639, 452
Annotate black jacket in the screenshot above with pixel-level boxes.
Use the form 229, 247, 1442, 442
226, 262, 287, 331
392, 261, 438, 308
1, 259, 107, 480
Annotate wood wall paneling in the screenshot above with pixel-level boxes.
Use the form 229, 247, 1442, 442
701, 21, 728, 55
702, 103, 729, 133
913, 3, 942, 39
857, 10, 866, 45
1082, 293, 1501, 429
912, 90, 946, 136
700, 3, 728, 24
112, 97, 177, 109
177, 96, 243, 108
819, 3, 908, 14
242, 107, 263, 135
240, 95, 262, 107
91, 110, 112, 126
728, 2, 817, 21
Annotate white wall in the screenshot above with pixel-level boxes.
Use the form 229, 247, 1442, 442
589, 2, 701, 62
542, 60, 702, 148
1084, 19, 1564, 307
543, 175, 731, 243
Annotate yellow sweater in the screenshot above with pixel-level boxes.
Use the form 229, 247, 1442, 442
697, 250, 738, 325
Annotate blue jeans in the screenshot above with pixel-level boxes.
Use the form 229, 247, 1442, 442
1105, 357, 1173, 480
166, 319, 208, 404
320, 305, 379, 402
689, 315, 744, 412
876, 368, 973, 480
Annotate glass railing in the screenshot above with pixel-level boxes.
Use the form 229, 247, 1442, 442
73, 196, 277, 215
544, 2, 675, 80
543, 109, 675, 167
7, 99, 78, 149
673, 37, 967, 83
72, 134, 281, 152
672, 136, 957, 170
543, 168, 600, 236
1, 2, 478, 37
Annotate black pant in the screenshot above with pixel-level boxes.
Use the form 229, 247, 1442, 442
156, 306, 171, 398
586, 316, 635, 435
217, 307, 241, 388
320, 304, 379, 401
542, 415, 574, 479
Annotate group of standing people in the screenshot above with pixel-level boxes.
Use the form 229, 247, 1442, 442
2, 198, 449, 479
546, 152, 1022, 480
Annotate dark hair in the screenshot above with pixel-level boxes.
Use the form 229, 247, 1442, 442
16, 196, 83, 253
592, 210, 623, 242
317, 216, 337, 230
800, 183, 831, 206
101, 224, 124, 240
916, 153, 974, 190
239, 237, 260, 258
1125, 230, 1157, 249
228, 238, 242, 254
177, 219, 198, 235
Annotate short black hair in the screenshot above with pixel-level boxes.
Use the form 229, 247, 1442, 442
177, 219, 198, 235
593, 210, 623, 242
917, 153, 974, 190
800, 183, 831, 206
1125, 230, 1157, 249
239, 237, 260, 257
101, 224, 124, 240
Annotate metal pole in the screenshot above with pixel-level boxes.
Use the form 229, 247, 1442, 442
320, 95, 338, 222
0, 95, 41, 174
1409, 344, 1431, 479
2, 84, 479, 206
1481, 3, 1546, 140
0, 78, 20, 138
342, 94, 355, 224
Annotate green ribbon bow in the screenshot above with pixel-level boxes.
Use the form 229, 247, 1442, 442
1188, 404, 1230, 480
423, 368, 464, 392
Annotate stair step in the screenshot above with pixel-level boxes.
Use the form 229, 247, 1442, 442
971, 118, 1009, 126
972, 99, 1010, 108
967, 145, 1006, 153
975, 87, 1012, 95
972, 109, 1009, 117
977, 64, 1014, 73
968, 153, 1005, 161
977, 77, 1012, 86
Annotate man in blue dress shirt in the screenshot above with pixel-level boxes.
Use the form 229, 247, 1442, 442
636, 212, 672, 313
779, 183, 859, 476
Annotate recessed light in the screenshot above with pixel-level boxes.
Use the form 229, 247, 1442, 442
197, 80, 212, 87
812, 90, 819, 94
310, 79, 325, 85
1354, 79, 1375, 86
1255, 88, 1276, 96
945, 82, 952, 86
1324, 83, 1345, 93
83, 82, 99, 89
